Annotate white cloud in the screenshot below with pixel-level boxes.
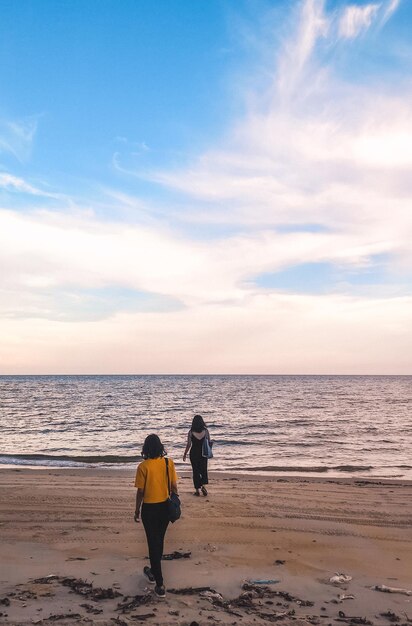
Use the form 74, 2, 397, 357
0, 0, 410, 374
1, 292, 411, 374
0, 172, 59, 198
338, 3, 381, 39
380, 0, 401, 25
0, 117, 38, 162
145, 0, 410, 250
277, 0, 329, 96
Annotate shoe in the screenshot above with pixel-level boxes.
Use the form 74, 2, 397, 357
201, 486, 208, 496
143, 566, 155, 584
193, 491, 200, 496
154, 585, 166, 598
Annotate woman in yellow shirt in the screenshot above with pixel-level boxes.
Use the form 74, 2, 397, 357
134, 434, 178, 598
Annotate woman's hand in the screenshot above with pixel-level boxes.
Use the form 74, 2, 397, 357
134, 510, 140, 523
183, 454, 187, 462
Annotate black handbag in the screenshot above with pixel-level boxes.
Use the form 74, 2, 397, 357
165, 458, 181, 523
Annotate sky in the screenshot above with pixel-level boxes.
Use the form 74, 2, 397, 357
0, 0, 412, 374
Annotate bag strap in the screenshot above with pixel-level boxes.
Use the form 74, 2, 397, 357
165, 457, 171, 496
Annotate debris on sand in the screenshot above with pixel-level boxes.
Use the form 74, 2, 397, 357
246, 579, 280, 585
111, 618, 129, 626
32, 575, 122, 600
200, 590, 224, 602
80, 603, 103, 614
46, 613, 83, 621
169, 586, 216, 595
130, 612, 156, 620
329, 573, 353, 585
162, 550, 191, 560
241, 583, 314, 606
205, 544, 217, 552
116, 593, 153, 613
380, 610, 401, 622
336, 610, 372, 624
337, 594, 355, 602
169, 581, 315, 621
0, 598, 10, 606
372, 585, 412, 596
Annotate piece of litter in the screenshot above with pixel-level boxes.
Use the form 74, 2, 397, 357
246, 579, 280, 585
329, 573, 352, 584
372, 584, 412, 596
205, 544, 217, 552
200, 590, 224, 602
338, 593, 355, 601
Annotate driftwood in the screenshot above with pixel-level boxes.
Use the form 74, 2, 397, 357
372, 585, 412, 596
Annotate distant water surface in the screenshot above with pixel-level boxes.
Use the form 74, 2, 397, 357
0, 375, 411, 479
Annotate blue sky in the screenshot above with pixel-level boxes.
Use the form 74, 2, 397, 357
1, 1, 238, 189
1, 0, 412, 373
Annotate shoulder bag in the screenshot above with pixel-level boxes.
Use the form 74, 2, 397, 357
202, 434, 213, 459
165, 458, 181, 523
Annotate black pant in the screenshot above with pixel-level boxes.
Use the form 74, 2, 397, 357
141, 500, 169, 586
190, 452, 208, 489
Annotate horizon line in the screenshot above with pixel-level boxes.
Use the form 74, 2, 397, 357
0, 373, 411, 377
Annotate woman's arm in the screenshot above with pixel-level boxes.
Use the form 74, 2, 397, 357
183, 430, 191, 461
134, 488, 144, 522
171, 480, 179, 495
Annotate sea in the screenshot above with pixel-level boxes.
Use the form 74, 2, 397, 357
0, 375, 411, 479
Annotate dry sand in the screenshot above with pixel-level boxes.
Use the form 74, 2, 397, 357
0, 468, 411, 626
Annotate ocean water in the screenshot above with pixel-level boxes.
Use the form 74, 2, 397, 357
0, 375, 411, 479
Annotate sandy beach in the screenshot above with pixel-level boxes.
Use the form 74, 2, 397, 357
0, 468, 411, 626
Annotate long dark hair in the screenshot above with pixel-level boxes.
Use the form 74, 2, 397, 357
191, 414, 206, 433
141, 434, 166, 459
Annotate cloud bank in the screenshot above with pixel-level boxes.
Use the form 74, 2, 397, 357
0, 0, 411, 373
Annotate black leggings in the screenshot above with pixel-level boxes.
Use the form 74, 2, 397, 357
141, 500, 169, 586
190, 452, 208, 489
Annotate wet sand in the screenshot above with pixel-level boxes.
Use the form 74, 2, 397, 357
0, 468, 411, 625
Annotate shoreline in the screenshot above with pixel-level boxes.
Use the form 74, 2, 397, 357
1, 468, 411, 625
2, 465, 412, 484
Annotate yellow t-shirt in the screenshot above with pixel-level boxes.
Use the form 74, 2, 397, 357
135, 457, 178, 504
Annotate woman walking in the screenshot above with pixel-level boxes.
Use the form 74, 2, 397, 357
134, 434, 178, 598
183, 414, 212, 496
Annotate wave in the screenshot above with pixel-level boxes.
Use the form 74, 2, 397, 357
334, 464, 373, 472
0, 453, 141, 467
229, 464, 373, 473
